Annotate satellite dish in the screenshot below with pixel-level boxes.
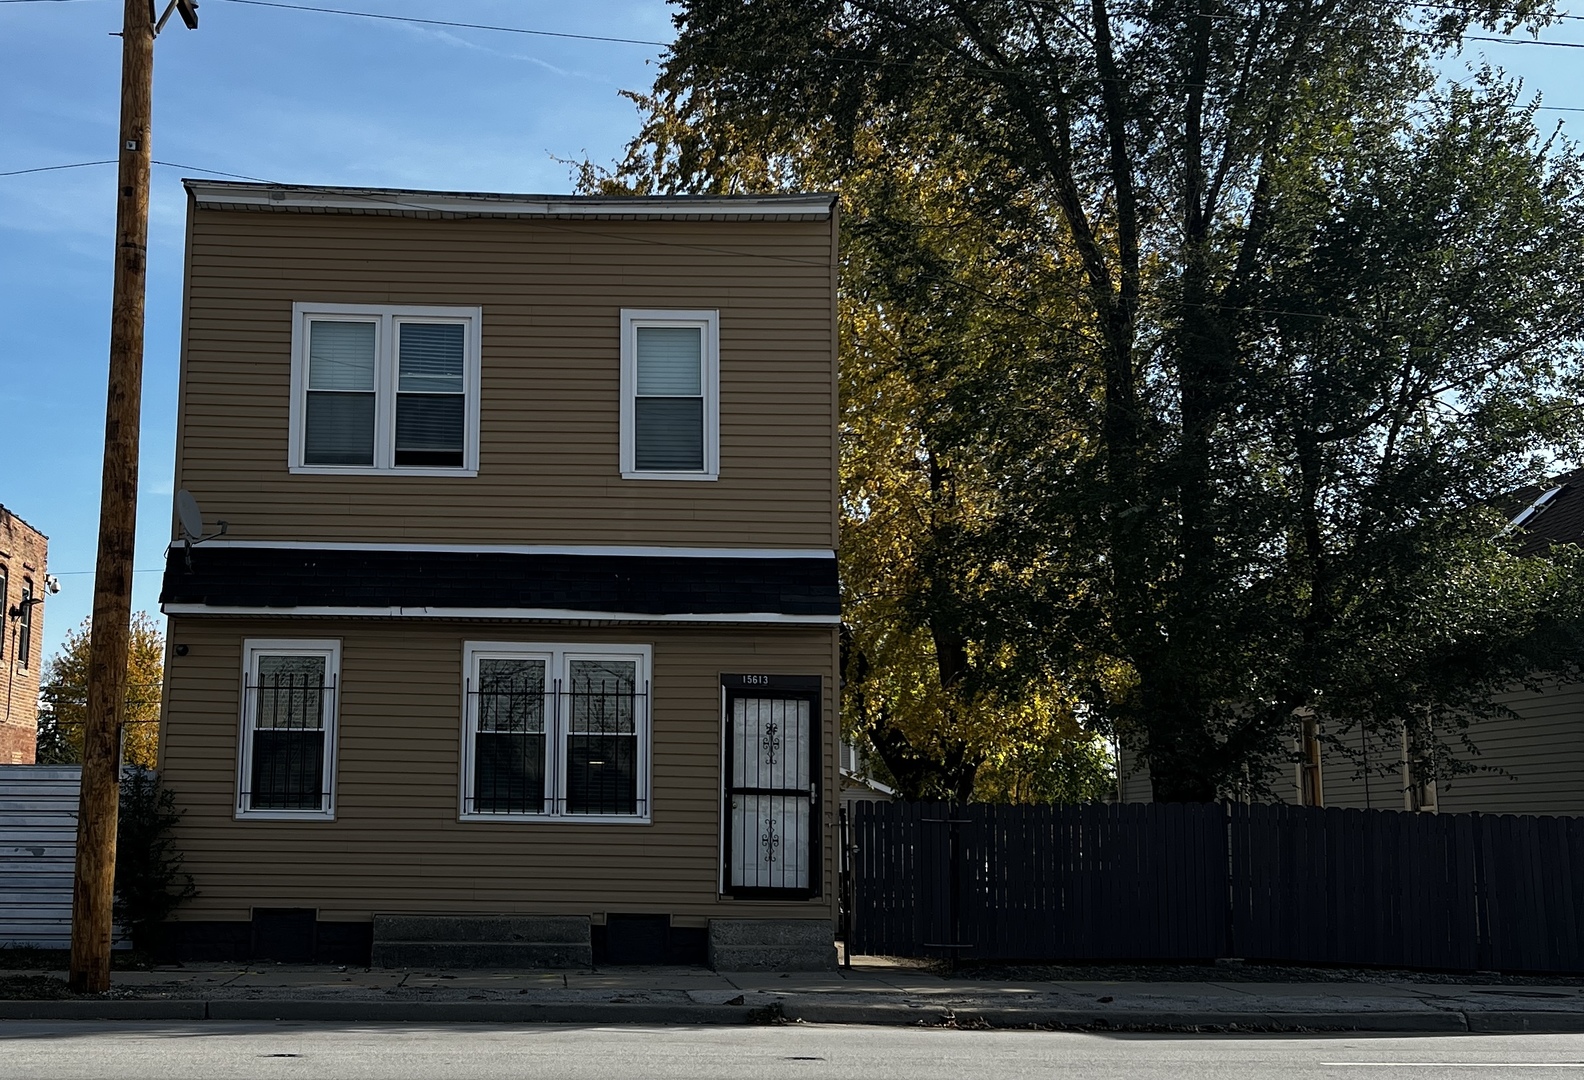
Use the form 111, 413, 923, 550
176, 489, 204, 541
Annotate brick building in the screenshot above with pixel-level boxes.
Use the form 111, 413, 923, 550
1, 507, 50, 764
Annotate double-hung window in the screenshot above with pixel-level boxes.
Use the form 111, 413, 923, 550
462, 642, 651, 822
619, 310, 719, 481
237, 640, 340, 819
290, 303, 481, 475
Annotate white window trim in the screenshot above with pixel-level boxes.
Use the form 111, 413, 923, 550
619, 309, 720, 482
459, 641, 653, 825
288, 301, 483, 477
235, 638, 341, 821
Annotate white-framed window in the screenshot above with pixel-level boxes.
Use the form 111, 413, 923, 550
619, 309, 719, 481
461, 642, 652, 823
236, 639, 340, 820
289, 302, 482, 476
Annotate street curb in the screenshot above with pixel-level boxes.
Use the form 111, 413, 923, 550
204, 1001, 753, 1024
3, 998, 1583, 1032
0, 1000, 208, 1020
780, 1003, 1468, 1032
1465, 1011, 1584, 1034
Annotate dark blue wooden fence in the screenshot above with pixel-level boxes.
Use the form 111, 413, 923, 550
843, 801, 1584, 973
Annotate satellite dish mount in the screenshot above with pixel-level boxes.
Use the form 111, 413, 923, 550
176, 489, 228, 570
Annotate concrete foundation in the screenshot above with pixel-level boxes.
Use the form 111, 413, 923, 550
707, 918, 837, 972
371, 915, 593, 969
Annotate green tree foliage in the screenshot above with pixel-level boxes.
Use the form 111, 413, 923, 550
607, 0, 1584, 801
36, 613, 165, 770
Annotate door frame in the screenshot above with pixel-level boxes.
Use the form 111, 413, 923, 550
719, 673, 822, 900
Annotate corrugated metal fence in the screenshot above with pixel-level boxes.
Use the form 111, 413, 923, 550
0, 765, 80, 948
844, 800, 1584, 973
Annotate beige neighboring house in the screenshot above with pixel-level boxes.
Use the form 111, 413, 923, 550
156, 181, 841, 968
0, 507, 50, 764
1117, 468, 1584, 815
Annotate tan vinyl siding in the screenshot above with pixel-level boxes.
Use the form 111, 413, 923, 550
159, 617, 839, 925
1118, 688, 1584, 816
1323, 685, 1584, 816
175, 209, 837, 549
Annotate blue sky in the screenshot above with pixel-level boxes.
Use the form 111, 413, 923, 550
1, 0, 1580, 666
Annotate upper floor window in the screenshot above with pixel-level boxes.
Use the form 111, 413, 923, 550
289, 303, 482, 476
17, 580, 31, 669
619, 310, 719, 481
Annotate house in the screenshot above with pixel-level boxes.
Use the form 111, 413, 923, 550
155, 181, 841, 969
0, 507, 50, 764
1117, 468, 1584, 814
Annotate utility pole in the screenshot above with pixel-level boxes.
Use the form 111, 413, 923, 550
69, 0, 197, 995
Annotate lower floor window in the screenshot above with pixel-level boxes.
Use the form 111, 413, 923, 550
463, 643, 651, 821
238, 640, 340, 818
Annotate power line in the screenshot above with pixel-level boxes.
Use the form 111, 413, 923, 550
213, 0, 670, 48
1465, 33, 1584, 48
0, 159, 114, 177
2, 159, 276, 180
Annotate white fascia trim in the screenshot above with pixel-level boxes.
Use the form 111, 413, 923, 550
175, 539, 836, 560
165, 604, 841, 624
187, 183, 834, 219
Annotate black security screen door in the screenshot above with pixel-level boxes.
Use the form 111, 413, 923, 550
722, 674, 821, 899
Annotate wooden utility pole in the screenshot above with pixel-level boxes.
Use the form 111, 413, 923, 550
68, 0, 156, 995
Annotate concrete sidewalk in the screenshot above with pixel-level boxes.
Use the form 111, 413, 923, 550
4, 958, 1584, 1032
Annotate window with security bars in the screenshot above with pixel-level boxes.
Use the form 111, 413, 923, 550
620, 310, 719, 480
238, 641, 340, 818
291, 303, 480, 474
721, 674, 821, 898
462, 644, 650, 821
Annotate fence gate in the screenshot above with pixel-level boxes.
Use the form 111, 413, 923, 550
721, 674, 820, 899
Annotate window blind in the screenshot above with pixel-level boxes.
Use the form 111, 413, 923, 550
634, 325, 704, 470
304, 321, 376, 465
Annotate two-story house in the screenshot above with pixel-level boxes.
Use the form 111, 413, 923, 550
156, 181, 840, 969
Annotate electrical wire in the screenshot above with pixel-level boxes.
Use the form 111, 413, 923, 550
213, 0, 670, 48
0, 159, 114, 177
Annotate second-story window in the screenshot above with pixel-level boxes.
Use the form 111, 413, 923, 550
290, 303, 481, 475
619, 309, 719, 481
17, 580, 32, 669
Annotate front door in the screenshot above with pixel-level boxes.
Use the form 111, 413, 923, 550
721, 674, 821, 898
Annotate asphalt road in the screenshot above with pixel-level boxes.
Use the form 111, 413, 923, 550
6, 1022, 1584, 1079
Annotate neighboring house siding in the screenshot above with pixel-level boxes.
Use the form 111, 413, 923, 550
0, 765, 78, 946
0, 508, 49, 764
1119, 687, 1584, 815
174, 209, 838, 550
1324, 685, 1584, 816
158, 617, 840, 926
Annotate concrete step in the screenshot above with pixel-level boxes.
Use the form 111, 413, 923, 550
371, 915, 593, 969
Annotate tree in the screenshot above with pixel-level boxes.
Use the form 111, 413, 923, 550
37, 612, 164, 770
583, 94, 1115, 801
614, 0, 1584, 800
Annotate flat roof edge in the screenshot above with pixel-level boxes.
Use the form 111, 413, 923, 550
184, 180, 836, 219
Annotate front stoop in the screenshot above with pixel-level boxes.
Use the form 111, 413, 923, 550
707, 918, 837, 972
371, 915, 592, 969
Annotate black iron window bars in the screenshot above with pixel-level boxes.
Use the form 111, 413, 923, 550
242, 665, 335, 812
465, 667, 647, 817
